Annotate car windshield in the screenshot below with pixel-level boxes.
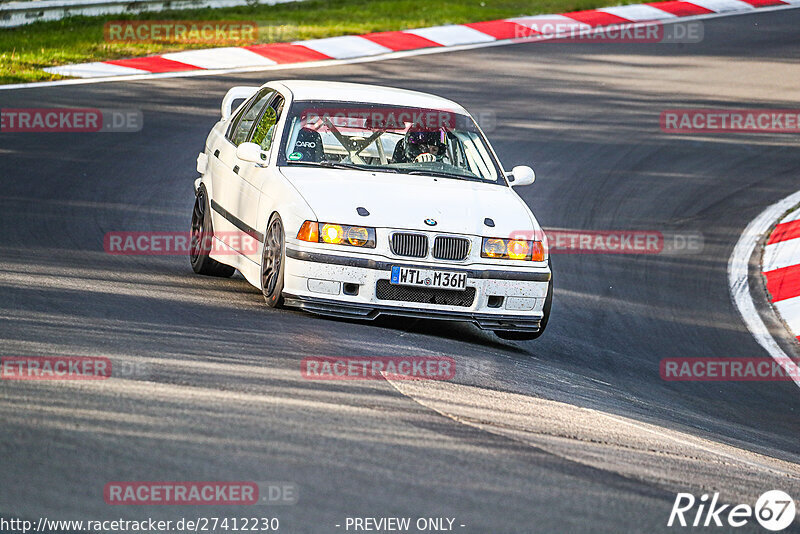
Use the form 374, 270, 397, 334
277, 101, 505, 184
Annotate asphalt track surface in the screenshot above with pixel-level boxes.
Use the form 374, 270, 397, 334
2, 9, 800, 534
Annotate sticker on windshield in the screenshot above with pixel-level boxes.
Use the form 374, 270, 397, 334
288, 152, 303, 161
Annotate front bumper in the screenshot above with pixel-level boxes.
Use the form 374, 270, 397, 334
283, 245, 551, 332
283, 294, 544, 332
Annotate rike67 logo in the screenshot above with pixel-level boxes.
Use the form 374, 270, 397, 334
669, 491, 796, 531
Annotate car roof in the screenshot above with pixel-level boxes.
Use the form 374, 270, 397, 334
268, 80, 469, 114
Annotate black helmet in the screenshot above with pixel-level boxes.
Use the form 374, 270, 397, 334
404, 130, 446, 161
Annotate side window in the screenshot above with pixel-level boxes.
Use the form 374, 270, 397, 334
226, 104, 248, 141
249, 95, 285, 151
227, 89, 274, 145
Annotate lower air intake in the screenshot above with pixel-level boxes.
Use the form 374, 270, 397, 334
375, 279, 475, 307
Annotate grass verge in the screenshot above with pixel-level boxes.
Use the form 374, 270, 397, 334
0, 0, 634, 84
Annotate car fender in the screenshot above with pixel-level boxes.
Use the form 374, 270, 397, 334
256, 167, 318, 246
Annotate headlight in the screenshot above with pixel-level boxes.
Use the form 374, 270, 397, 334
320, 223, 344, 244
481, 237, 545, 261
297, 221, 376, 248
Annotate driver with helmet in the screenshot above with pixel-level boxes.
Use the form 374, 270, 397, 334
392, 129, 448, 163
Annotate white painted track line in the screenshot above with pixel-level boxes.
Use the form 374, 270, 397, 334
405, 25, 497, 46
295, 35, 392, 59
783, 209, 800, 223
764, 237, 800, 272
43, 62, 149, 78
687, 0, 757, 12
775, 296, 800, 332
161, 48, 276, 69
598, 4, 679, 20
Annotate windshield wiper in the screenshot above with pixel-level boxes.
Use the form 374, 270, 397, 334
405, 170, 482, 181
364, 166, 401, 173
320, 162, 404, 174
286, 160, 404, 175
287, 160, 370, 171
319, 161, 368, 170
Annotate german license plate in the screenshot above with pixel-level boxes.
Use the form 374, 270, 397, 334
390, 266, 467, 291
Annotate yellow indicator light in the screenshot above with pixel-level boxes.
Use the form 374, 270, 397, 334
507, 240, 530, 260
321, 224, 344, 244
296, 221, 319, 242
347, 226, 369, 246
530, 241, 546, 262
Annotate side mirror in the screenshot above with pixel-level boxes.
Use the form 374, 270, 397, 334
221, 86, 258, 120
508, 165, 535, 187
236, 142, 268, 165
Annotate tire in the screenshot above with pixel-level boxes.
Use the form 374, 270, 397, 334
190, 186, 236, 278
495, 262, 553, 341
261, 213, 285, 308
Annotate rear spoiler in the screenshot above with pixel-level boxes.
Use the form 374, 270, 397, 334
221, 86, 259, 120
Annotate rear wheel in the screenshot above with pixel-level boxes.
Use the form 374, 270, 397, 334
190, 186, 235, 278
495, 265, 553, 341
261, 213, 285, 308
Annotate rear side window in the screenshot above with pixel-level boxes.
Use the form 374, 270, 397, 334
227, 89, 275, 145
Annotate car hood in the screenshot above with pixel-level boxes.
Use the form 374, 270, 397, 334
280, 167, 537, 236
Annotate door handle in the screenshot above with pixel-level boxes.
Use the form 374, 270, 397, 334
214, 149, 220, 158
233, 165, 240, 174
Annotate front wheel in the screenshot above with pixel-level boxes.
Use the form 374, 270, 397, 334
190, 186, 235, 278
261, 213, 285, 308
495, 267, 553, 341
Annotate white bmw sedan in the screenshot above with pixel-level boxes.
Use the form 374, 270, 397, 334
191, 80, 552, 340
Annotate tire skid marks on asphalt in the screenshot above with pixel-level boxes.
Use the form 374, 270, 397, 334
1, 377, 415, 450
386, 378, 800, 503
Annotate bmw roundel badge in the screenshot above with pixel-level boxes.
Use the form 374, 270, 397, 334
424, 218, 437, 226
